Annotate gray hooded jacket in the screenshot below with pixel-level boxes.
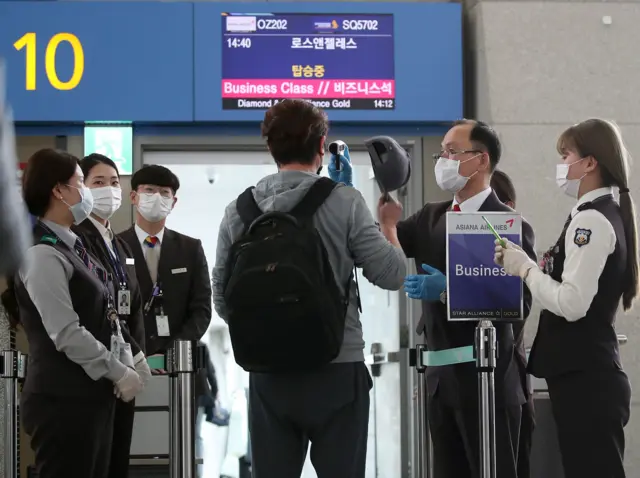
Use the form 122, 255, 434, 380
212, 170, 406, 363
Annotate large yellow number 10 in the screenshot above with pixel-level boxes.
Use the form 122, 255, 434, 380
13, 32, 84, 91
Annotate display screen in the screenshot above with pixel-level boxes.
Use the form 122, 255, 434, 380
221, 13, 395, 111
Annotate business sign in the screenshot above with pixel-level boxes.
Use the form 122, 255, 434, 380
446, 212, 523, 322
84, 125, 133, 176
0, 2, 462, 123
221, 13, 394, 111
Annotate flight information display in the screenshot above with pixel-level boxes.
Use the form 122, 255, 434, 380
221, 13, 395, 110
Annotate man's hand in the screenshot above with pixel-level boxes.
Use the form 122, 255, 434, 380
378, 194, 403, 227
404, 264, 446, 302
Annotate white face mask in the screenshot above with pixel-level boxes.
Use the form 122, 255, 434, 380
434, 156, 479, 193
556, 159, 585, 199
90, 186, 122, 220
137, 192, 173, 223
65, 185, 94, 225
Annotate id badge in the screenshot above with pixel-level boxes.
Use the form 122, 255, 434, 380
156, 315, 170, 337
118, 289, 131, 315
110, 334, 121, 358
119, 342, 134, 368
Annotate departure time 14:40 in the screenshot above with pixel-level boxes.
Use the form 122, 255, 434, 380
227, 38, 252, 48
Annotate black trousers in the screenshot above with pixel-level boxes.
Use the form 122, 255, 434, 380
249, 361, 372, 478
428, 394, 521, 478
547, 368, 631, 478
516, 396, 535, 478
108, 399, 136, 478
21, 392, 116, 478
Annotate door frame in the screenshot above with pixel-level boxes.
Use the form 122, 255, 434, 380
135, 133, 426, 478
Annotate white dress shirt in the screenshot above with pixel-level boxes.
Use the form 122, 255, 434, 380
135, 223, 165, 258
525, 187, 617, 322
88, 216, 115, 256
452, 187, 493, 212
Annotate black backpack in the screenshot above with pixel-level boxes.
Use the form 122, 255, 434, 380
223, 177, 355, 373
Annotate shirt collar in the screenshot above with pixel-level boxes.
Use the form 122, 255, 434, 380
572, 187, 614, 217
40, 218, 78, 250
135, 223, 164, 246
452, 187, 493, 213
88, 216, 114, 243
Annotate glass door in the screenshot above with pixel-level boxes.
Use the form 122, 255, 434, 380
147, 150, 405, 478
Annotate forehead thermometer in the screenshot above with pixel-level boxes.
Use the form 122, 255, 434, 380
482, 215, 506, 248
328, 140, 347, 171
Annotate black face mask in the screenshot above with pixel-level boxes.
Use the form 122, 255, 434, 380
316, 165, 323, 175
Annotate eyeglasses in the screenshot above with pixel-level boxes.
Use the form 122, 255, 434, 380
139, 186, 173, 199
432, 149, 482, 162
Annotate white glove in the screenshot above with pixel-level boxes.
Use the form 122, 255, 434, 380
494, 239, 536, 278
134, 353, 152, 388
114, 367, 144, 402
133, 352, 151, 387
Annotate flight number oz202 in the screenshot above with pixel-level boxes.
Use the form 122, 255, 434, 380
257, 19, 288, 30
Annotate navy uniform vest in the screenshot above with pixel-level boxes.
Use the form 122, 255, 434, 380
15, 223, 113, 397
528, 196, 626, 379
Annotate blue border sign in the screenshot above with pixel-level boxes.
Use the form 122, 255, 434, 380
446, 212, 524, 322
0, 2, 462, 123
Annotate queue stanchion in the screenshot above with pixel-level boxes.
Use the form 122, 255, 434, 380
412, 344, 433, 478
475, 321, 497, 478
1, 350, 26, 478
167, 340, 196, 478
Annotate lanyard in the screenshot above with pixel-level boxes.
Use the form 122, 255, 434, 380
105, 239, 127, 286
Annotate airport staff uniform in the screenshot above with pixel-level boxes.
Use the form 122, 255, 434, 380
119, 224, 212, 355
397, 187, 536, 478
74, 216, 146, 478
526, 188, 631, 478
15, 219, 128, 478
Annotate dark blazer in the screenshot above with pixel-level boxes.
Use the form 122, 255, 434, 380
118, 226, 212, 355
397, 191, 537, 408
73, 219, 146, 355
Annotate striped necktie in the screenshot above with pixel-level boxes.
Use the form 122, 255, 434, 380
144, 236, 160, 283
74, 238, 107, 283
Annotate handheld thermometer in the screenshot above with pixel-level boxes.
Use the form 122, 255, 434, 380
481, 215, 506, 248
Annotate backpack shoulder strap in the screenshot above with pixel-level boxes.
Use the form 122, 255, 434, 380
236, 187, 263, 229
290, 177, 337, 219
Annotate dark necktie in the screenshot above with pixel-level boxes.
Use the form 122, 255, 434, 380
74, 238, 93, 271
74, 238, 107, 284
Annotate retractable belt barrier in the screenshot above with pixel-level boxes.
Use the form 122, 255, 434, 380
410, 320, 498, 478
166, 340, 205, 478
1, 350, 27, 478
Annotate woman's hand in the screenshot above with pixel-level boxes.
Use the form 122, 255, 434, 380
494, 239, 537, 278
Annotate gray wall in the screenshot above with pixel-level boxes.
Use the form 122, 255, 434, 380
467, 0, 640, 472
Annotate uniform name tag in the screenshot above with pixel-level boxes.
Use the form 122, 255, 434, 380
171, 267, 187, 274
125, 258, 135, 265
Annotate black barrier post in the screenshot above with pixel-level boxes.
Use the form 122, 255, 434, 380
1, 350, 26, 478
167, 340, 197, 478
410, 345, 433, 478
475, 321, 497, 478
